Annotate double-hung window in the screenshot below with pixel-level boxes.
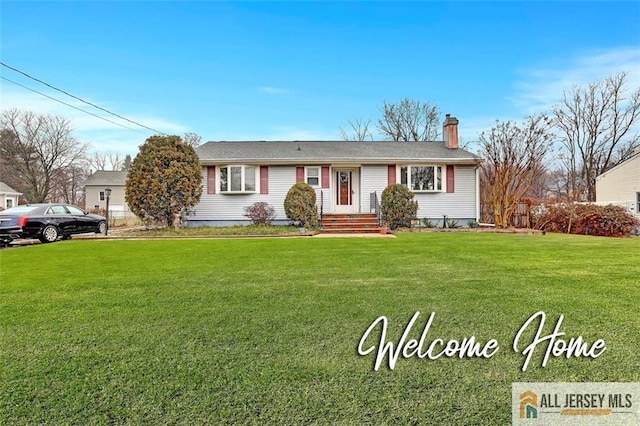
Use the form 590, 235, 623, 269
637, 192, 640, 214
400, 166, 443, 192
220, 165, 256, 193
306, 167, 320, 187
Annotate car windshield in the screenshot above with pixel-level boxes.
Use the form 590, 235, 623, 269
0, 206, 38, 214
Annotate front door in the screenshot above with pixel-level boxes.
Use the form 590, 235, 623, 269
335, 169, 355, 212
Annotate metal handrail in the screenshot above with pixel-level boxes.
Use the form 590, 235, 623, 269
319, 190, 324, 227
370, 191, 381, 226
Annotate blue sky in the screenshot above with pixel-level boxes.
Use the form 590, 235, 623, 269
1, 1, 639, 156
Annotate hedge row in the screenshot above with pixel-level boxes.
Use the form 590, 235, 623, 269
533, 203, 639, 237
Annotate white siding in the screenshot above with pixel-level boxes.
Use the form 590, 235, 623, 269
315, 186, 332, 216
193, 166, 297, 222
85, 185, 128, 211
596, 154, 640, 216
361, 165, 388, 212
1, 194, 20, 209
413, 165, 477, 220
192, 164, 478, 223
359, 164, 478, 219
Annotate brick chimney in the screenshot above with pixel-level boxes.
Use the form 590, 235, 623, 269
443, 114, 459, 149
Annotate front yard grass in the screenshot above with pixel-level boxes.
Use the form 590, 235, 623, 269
1, 233, 638, 424
118, 224, 302, 237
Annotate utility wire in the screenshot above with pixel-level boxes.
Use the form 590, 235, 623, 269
1, 61, 167, 135
1, 76, 141, 132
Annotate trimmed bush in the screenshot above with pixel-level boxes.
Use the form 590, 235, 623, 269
533, 203, 640, 237
284, 183, 318, 228
243, 202, 276, 225
381, 184, 419, 230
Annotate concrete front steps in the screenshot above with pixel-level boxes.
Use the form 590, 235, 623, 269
320, 213, 383, 234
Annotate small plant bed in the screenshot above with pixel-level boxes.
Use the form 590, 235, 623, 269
118, 224, 306, 237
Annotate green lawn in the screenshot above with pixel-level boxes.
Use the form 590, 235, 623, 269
1, 233, 638, 424
118, 224, 302, 237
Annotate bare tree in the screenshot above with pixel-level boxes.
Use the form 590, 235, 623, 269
183, 132, 202, 148
49, 163, 89, 205
479, 115, 554, 227
377, 98, 441, 141
90, 151, 122, 171
552, 72, 640, 201
339, 117, 373, 141
0, 109, 89, 203
0, 129, 25, 196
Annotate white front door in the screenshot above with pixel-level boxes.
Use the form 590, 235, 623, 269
335, 169, 358, 213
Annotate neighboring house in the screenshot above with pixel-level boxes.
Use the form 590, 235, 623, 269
0, 182, 22, 210
191, 115, 481, 227
595, 149, 640, 217
84, 170, 134, 218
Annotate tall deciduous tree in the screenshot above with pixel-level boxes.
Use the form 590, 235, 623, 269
377, 98, 441, 141
49, 163, 89, 205
125, 135, 202, 228
90, 151, 123, 172
479, 115, 554, 227
182, 132, 202, 148
552, 72, 640, 201
339, 117, 373, 141
0, 129, 24, 196
0, 109, 89, 203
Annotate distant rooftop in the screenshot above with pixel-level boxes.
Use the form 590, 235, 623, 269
84, 170, 127, 186
0, 182, 21, 194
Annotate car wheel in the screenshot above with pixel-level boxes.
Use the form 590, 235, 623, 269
39, 225, 59, 243
97, 221, 107, 234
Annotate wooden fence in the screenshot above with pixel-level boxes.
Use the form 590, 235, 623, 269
480, 201, 532, 228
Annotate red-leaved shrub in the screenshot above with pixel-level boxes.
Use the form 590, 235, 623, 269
533, 203, 639, 237
243, 202, 276, 225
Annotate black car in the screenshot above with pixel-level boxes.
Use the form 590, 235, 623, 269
0, 204, 106, 245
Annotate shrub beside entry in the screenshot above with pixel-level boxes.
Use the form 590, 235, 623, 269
284, 183, 319, 228
381, 184, 419, 230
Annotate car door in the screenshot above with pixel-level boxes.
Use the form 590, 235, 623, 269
47, 205, 75, 234
65, 205, 92, 233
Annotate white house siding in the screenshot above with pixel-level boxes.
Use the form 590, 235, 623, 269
1, 193, 20, 209
414, 165, 477, 222
596, 154, 640, 216
191, 166, 299, 225
0, 182, 21, 209
85, 185, 134, 217
315, 186, 332, 217
361, 165, 388, 213
190, 164, 478, 225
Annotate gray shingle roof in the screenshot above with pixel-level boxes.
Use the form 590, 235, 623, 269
84, 171, 127, 186
197, 141, 480, 165
0, 182, 21, 194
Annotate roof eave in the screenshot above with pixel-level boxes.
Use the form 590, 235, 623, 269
199, 157, 480, 166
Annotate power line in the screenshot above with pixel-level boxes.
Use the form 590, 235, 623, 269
1, 61, 167, 135
1, 76, 141, 132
